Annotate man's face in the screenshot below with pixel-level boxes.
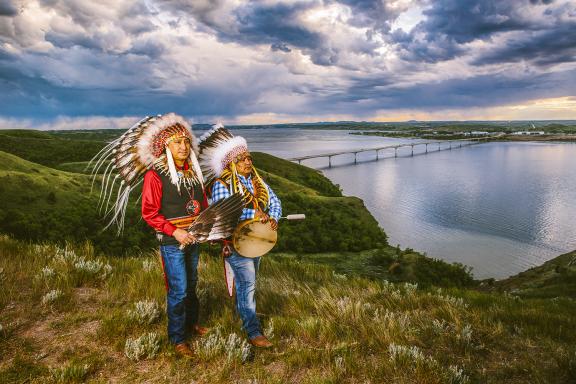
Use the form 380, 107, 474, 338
167, 137, 191, 164
235, 151, 253, 176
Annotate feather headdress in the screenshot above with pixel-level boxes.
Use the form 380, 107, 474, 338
198, 125, 248, 181
198, 125, 270, 210
88, 113, 203, 233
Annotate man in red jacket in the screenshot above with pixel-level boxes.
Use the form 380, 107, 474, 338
139, 114, 208, 358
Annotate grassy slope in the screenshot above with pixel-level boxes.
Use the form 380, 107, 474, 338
0, 151, 155, 255
0, 149, 389, 255
0, 131, 105, 168
0, 236, 574, 383
490, 250, 576, 299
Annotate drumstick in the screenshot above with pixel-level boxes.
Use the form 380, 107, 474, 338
280, 214, 306, 220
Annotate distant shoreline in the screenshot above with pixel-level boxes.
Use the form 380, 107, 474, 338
351, 131, 576, 142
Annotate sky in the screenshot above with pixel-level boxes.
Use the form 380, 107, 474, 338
0, 0, 575, 129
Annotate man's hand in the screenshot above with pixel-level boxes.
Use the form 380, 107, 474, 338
256, 210, 278, 231
173, 228, 197, 246
270, 219, 278, 231
255, 210, 270, 223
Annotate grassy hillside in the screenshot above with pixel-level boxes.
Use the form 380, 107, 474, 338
252, 152, 341, 197
0, 130, 105, 168
0, 151, 154, 255
0, 150, 388, 255
489, 250, 576, 299
0, 236, 574, 383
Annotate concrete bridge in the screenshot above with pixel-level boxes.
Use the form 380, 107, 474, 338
288, 136, 495, 168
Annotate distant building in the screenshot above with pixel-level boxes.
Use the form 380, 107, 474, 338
511, 131, 546, 135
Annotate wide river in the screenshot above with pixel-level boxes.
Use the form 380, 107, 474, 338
228, 128, 576, 279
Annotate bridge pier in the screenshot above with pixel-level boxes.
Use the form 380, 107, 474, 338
376, 149, 379, 160
411, 145, 414, 156
328, 156, 332, 168
425, 143, 428, 153
394, 147, 398, 158
354, 152, 357, 164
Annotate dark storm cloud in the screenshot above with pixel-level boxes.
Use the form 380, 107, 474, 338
162, 1, 322, 50
271, 42, 291, 53
418, 0, 534, 45
396, 32, 467, 63
530, 0, 554, 4
161, 1, 341, 65
0, 58, 262, 119
392, 0, 571, 64
44, 30, 102, 50
474, 22, 576, 66
1, 0, 575, 123
0, 0, 18, 17
230, 3, 322, 50
332, 0, 407, 33
321, 68, 576, 113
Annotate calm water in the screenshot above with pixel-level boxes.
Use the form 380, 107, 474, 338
230, 128, 576, 279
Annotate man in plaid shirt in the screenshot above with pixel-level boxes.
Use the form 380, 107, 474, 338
210, 150, 281, 348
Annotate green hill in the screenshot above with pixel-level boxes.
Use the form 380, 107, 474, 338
0, 151, 154, 255
0, 236, 574, 383
0, 150, 387, 255
0, 130, 105, 168
489, 250, 576, 299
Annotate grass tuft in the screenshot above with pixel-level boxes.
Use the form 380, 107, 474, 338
124, 332, 161, 361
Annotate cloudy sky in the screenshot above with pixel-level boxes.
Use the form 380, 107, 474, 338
0, 0, 575, 129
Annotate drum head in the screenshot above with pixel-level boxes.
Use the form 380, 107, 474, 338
233, 220, 278, 258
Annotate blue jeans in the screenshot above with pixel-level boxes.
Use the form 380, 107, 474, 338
227, 251, 262, 339
160, 244, 199, 344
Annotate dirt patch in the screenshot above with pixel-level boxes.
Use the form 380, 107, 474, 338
265, 360, 287, 376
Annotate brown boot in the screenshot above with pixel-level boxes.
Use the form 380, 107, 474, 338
249, 335, 273, 348
192, 324, 209, 336
175, 343, 194, 359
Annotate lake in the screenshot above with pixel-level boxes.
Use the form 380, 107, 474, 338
230, 128, 576, 279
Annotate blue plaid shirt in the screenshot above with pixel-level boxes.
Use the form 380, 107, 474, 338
211, 174, 282, 221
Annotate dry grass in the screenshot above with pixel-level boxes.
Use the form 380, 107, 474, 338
1, 235, 575, 383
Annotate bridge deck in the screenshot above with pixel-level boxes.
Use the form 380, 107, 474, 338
287, 136, 495, 164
